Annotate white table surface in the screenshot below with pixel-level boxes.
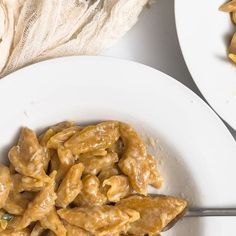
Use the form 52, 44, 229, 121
104, 0, 236, 139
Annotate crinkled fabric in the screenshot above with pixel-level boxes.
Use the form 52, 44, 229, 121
0, 0, 148, 78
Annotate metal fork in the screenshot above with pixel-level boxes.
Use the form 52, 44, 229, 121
163, 208, 236, 232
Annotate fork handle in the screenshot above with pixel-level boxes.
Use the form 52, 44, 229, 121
186, 208, 236, 217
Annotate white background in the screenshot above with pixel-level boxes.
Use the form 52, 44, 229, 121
105, 0, 236, 139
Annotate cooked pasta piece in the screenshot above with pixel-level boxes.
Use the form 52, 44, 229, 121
40, 128, 55, 147
229, 33, 236, 63
118, 123, 150, 195
49, 151, 70, 186
232, 11, 236, 24
39, 122, 75, 172
21, 192, 36, 202
0, 120, 191, 235
219, 1, 236, 63
42, 150, 51, 173
0, 228, 30, 236
12, 174, 44, 193
74, 175, 107, 207
79, 149, 108, 159
9, 164, 16, 174
56, 164, 84, 208
30, 222, 45, 236
47, 126, 80, 149
79, 152, 118, 176
0, 164, 11, 208
220, 0, 236, 12
49, 151, 61, 173
65, 121, 120, 155
44, 122, 79, 174
63, 222, 91, 236
57, 205, 140, 236
54, 164, 71, 188
40, 129, 56, 171
98, 166, 120, 183
8, 128, 50, 182
39, 121, 75, 146
50, 121, 75, 132
116, 195, 187, 235
17, 171, 57, 229
47, 232, 56, 236
103, 175, 130, 202
109, 139, 124, 157
57, 146, 75, 167
40, 208, 66, 236
3, 191, 29, 215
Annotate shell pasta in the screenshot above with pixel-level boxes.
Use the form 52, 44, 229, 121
0, 121, 186, 235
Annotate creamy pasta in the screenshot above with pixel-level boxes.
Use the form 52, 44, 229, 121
0, 121, 187, 235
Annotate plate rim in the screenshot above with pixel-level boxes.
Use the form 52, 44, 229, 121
0, 55, 235, 144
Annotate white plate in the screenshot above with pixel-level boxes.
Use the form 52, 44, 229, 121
0, 56, 236, 235
175, 0, 236, 130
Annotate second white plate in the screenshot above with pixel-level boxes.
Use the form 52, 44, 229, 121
175, 0, 236, 130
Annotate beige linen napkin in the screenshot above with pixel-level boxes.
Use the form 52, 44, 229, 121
0, 0, 149, 78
